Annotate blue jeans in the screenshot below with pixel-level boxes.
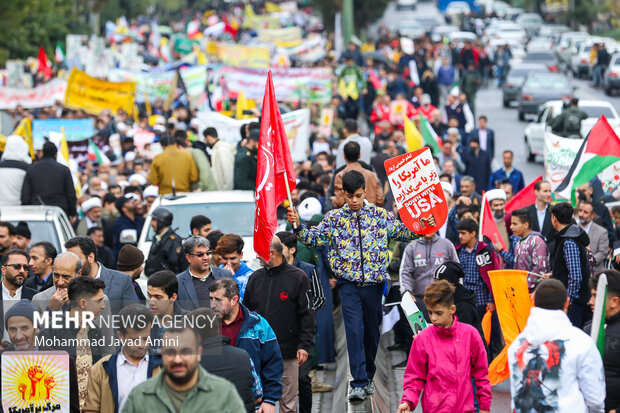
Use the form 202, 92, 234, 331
592, 65, 603, 87
338, 280, 383, 388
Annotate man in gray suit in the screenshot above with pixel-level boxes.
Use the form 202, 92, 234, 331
176, 236, 232, 311
31, 251, 114, 355
65, 236, 138, 315
578, 201, 610, 272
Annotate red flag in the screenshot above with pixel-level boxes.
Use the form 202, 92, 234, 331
254, 71, 297, 261
480, 192, 507, 251
505, 175, 542, 214
37, 46, 52, 79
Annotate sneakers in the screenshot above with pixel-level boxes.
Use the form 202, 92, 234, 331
348, 387, 366, 402
363, 382, 375, 395
392, 360, 408, 369
310, 370, 333, 393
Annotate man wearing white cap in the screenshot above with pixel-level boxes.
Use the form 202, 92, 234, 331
486, 189, 509, 248
76, 196, 113, 247
143, 185, 158, 214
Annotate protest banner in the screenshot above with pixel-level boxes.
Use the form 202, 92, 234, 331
544, 131, 620, 194
487, 269, 532, 385
196, 108, 310, 162
0, 78, 67, 110
133, 129, 157, 150
276, 35, 327, 63
217, 44, 271, 68
32, 118, 95, 148
1, 351, 71, 413
108, 68, 176, 103
179, 65, 208, 108
64, 68, 136, 115
384, 147, 448, 234
318, 107, 334, 137
5, 60, 29, 88
258, 27, 302, 43
401, 292, 428, 335
216, 66, 332, 104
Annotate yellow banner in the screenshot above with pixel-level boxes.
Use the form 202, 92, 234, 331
64, 68, 136, 116
217, 44, 271, 69
257, 27, 302, 44
487, 269, 533, 385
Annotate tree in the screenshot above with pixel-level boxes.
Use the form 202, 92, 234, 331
0, 0, 86, 66
314, 0, 388, 32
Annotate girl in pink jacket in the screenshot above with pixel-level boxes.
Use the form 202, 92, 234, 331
397, 280, 492, 413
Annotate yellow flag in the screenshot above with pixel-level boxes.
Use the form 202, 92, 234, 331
346, 81, 359, 100
133, 103, 140, 125
338, 79, 348, 99
404, 116, 423, 151
193, 43, 207, 65
235, 91, 256, 120
0, 134, 6, 153
265, 1, 280, 12
144, 92, 152, 117
59, 127, 70, 164
11, 118, 34, 159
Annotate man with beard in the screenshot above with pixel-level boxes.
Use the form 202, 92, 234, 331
76, 196, 113, 247
11, 221, 31, 251
1, 249, 37, 341
24, 241, 56, 292
144, 207, 186, 276
66, 236, 138, 316
112, 193, 145, 257
116, 244, 146, 302
577, 201, 609, 273
121, 326, 245, 412
209, 278, 283, 413
487, 189, 509, 248
83, 304, 161, 413
0, 221, 15, 256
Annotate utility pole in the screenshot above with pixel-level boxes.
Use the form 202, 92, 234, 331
343, 0, 354, 46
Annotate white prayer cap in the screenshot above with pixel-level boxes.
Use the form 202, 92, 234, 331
124, 151, 136, 162
421, 94, 431, 105
153, 124, 167, 133
116, 122, 129, 133
143, 185, 159, 198
128, 173, 147, 186
298, 197, 322, 222
441, 181, 454, 197
154, 115, 166, 125
82, 197, 102, 213
486, 189, 507, 202
117, 180, 129, 189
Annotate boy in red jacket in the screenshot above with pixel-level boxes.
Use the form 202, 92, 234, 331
397, 280, 491, 413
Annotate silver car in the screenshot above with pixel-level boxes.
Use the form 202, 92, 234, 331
517, 72, 573, 121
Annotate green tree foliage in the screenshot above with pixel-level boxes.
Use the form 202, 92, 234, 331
0, 0, 87, 66
314, 0, 389, 31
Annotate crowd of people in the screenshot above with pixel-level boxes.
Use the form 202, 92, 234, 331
0, 1, 619, 413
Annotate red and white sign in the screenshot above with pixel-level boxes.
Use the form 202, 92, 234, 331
384, 147, 448, 234
0, 78, 67, 110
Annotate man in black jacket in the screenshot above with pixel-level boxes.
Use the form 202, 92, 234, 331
549, 202, 591, 328
588, 269, 620, 412
526, 180, 556, 242
21, 141, 77, 220
187, 307, 258, 413
243, 236, 315, 413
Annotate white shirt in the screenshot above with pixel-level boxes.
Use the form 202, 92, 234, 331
536, 204, 548, 230
478, 129, 488, 151
95, 263, 102, 279
85, 216, 99, 229
580, 221, 593, 234
116, 352, 149, 412
2, 283, 22, 341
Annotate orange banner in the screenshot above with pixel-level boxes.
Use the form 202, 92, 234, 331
487, 269, 532, 385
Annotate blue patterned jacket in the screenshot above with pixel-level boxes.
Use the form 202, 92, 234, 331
295, 202, 421, 283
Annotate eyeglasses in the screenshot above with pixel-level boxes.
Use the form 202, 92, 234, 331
7, 264, 29, 271
189, 251, 212, 258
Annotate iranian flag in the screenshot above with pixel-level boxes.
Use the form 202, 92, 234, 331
55, 42, 65, 63
88, 141, 110, 165
557, 116, 620, 204
419, 114, 442, 154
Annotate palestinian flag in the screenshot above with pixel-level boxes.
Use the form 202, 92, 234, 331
55, 42, 65, 63
557, 116, 620, 204
88, 141, 110, 165
419, 114, 442, 154
590, 272, 607, 357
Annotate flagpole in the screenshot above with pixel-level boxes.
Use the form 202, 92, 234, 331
283, 171, 297, 229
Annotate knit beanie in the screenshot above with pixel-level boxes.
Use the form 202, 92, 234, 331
117, 245, 145, 271
5, 299, 36, 329
433, 261, 466, 286
15, 221, 31, 239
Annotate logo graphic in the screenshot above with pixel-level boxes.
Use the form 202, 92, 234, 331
280, 292, 289, 301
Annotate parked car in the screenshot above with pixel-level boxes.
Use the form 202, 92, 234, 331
431, 25, 459, 42
604, 53, 620, 96
527, 36, 554, 52
396, 0, 418, 11
489, 38, 525, 65
521, 50, 560, 72
556, 32, 590, 65
137, 191, 259, 272
448, 31, 477, 48
517, 72, 573, 121
502, 62, 549, 107
515, 13, 543, 36
397, 21, 426, 39
570, 41, 594, 78
539, 24, 570, 42
495, 21, 529, 45
0, 206, 75, 253
524, 99, 620, 161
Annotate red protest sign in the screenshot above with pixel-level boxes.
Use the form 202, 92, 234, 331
384, 147, 448, 234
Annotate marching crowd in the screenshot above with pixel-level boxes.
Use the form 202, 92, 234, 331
1, 3, 620, 413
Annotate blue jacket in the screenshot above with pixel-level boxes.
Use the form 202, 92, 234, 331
112, 214, 145, 256
489, 167, 525, 193
176, 267, 232, 311
100, 353, 162, 413
99, 263, 139, 315
437, 65, 455, 86
236, 303, 284, 406
227, 261, 254, 302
